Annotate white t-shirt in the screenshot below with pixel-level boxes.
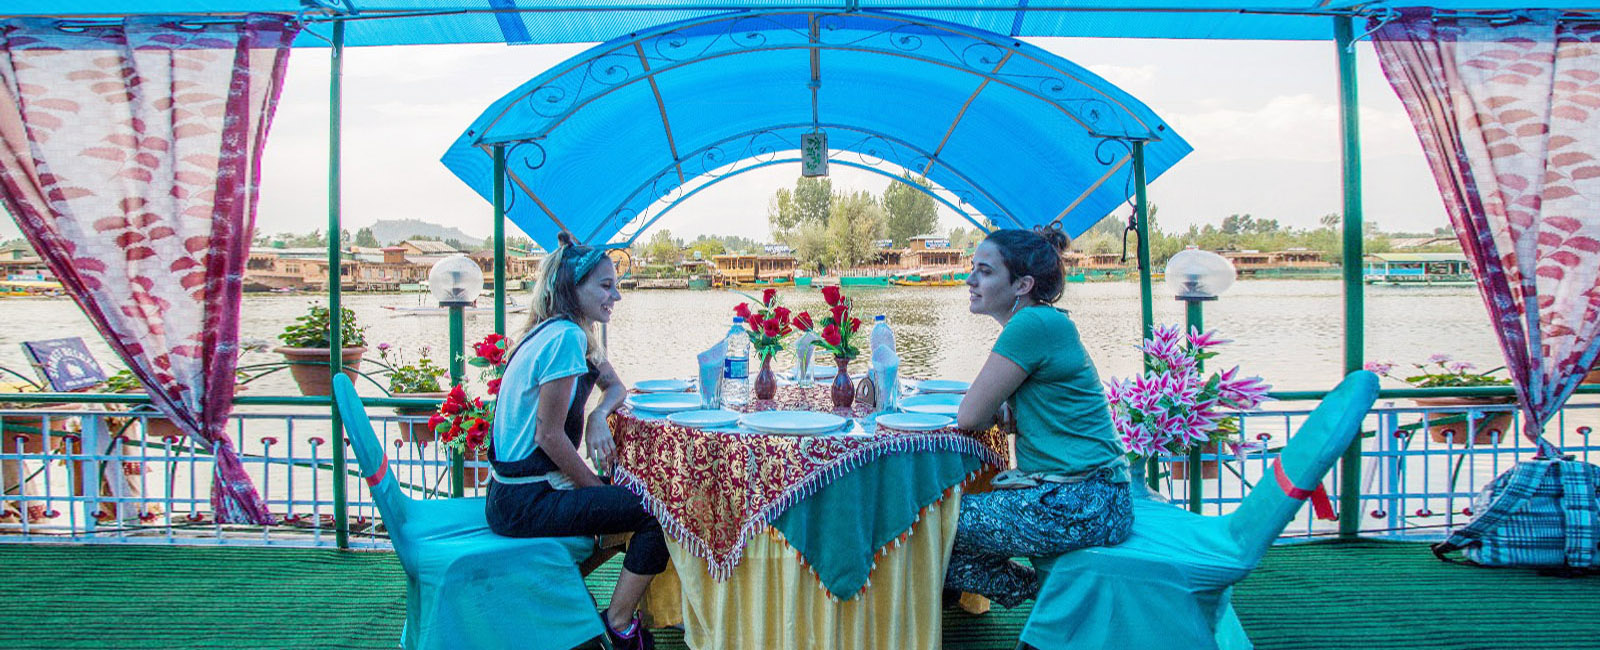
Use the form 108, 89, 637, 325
492, 319, 589, 463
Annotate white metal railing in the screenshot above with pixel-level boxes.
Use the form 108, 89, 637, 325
1, 400, 1595, 547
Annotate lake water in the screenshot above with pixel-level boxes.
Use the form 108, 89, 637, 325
0, 280, 1505, 397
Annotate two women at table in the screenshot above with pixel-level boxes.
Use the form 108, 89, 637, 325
486, 233, 661, 650
951, 227, 1134, 608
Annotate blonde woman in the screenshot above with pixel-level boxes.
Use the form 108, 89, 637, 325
486, 233, 660, 650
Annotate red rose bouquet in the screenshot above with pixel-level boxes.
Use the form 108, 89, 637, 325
797, 285, 862, 360
734, 288, 797, 361
428, 332, 510, 454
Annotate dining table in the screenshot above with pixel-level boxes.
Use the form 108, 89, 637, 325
610, 380, 1010, 650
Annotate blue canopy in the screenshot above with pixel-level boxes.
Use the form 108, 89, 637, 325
12, 2, 1600, 45
441, 10, 1191, 248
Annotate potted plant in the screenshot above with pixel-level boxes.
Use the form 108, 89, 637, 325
0, 383, 72, 455
1104, 325, 1273, 481
795, 285, 862, 409
273, 305, 368, 396
1365, 356, 1513, 445
103, 367, 253, 441
373, 343, 447, 444
733, 288, 796, 401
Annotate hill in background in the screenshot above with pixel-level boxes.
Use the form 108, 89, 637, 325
368, 219, 483, 248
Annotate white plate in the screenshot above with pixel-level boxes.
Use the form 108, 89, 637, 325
739, 410, 847, 435
915, 379, 971, 394
626, 393, 702, 414
900, 393, 961, 417
875, 412, 954, 432
667, 409, 741, 428
635, 379, 693, 393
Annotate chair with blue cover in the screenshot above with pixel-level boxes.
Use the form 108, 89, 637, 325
332, 375, 604, 650
1020, 371, 1380, 650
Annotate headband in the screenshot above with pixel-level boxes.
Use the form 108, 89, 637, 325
573, 248, 605, 280
545, 244, 607, 295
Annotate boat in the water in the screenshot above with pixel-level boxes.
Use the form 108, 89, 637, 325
888, 271, 966, 287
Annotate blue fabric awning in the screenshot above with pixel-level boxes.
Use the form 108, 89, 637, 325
440, 10, 1191, 248
13, 2, 1600, 46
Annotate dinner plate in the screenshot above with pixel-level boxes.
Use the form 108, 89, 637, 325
634, 378, 693, 393
667, 409, 741, 429
914, 379, 971, 394
739, 410, 847, 436
900, 393, 961, 417
875, 412, 954, 432
625, 392, 702, 414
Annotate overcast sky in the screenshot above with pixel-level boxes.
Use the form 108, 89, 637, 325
2, 37, 1448, 243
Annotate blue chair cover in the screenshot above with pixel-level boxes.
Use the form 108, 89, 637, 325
1021, 371, 1380, 650
333, 376, 604, 650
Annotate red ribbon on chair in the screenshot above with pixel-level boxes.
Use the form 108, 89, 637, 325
1271, 458, 1336, 521
365, 454, 388, 487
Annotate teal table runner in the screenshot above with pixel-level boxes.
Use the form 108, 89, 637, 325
771, 450, 982, 599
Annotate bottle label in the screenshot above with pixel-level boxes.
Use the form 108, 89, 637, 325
725, 357, 748, 380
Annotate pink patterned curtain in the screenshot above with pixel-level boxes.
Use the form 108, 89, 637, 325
1373, 10, 1600, 453
0, 15, 299, 523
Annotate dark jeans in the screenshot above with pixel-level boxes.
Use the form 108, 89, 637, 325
486, 481, 669, 576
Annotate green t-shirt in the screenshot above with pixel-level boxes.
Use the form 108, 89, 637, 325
991, 305, 1126, 475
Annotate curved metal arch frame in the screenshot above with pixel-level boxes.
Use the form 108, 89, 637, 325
474, 10, 1161, 146
610, 157, 990, 249
572, 121, 1028, 245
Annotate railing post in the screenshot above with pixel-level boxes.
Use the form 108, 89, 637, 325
448, 306, 466, 497
328, 20, 349, 549
1335, 16, 1366, 540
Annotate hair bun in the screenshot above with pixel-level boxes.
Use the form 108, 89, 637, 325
1033, 225, 1070, 254
556, 231, 575, 247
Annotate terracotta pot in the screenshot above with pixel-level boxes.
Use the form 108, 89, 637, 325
1414, 396, 1515, 445
1583, 366, 1600, 385
275, 346, 366, 396
830, 357, 855, 409
0, 407, 72, 454
752, 356, 777, 401
124, 384, 249, 440
1169, 443, 1220, 480
392, 392, 446, 444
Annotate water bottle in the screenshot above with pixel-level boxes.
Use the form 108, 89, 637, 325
722, 317, 751, 408
869, 315, 899, 409
869, 315, 896, 357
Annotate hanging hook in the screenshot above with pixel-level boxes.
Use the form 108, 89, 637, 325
1349, 7, 1400, 52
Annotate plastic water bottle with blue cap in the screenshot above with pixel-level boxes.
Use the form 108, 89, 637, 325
722, 317, 751, 408
869, 315, 900, 409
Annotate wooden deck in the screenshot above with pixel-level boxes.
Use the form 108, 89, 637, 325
2, 540, 1596, 649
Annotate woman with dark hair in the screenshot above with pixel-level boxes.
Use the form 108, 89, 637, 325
486, 232, 661, 650
947, 227, 1134, 608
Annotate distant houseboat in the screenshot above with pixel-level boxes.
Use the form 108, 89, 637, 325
1362, 253, 1475, 285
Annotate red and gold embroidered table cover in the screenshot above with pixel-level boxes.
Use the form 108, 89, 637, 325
612, 384, 1008, 579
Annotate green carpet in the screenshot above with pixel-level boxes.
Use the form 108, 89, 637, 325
0, 541, 1595, 649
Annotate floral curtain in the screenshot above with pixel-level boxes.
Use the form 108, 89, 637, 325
0, 15, 299, 523
1373, 10, 1600, 452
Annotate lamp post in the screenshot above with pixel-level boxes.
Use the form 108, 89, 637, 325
430, 255, 483, 497
1164, 247, 1237, 513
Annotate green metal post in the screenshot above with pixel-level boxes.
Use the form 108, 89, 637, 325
448, 306, 466, 497
1133, 141, 1154, 344
327, 20, 348, 550
493, 144, 508, 336
1185, 299, 1205, 513
1132, 141, 1160, 491
1335, 17, 1366, 539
